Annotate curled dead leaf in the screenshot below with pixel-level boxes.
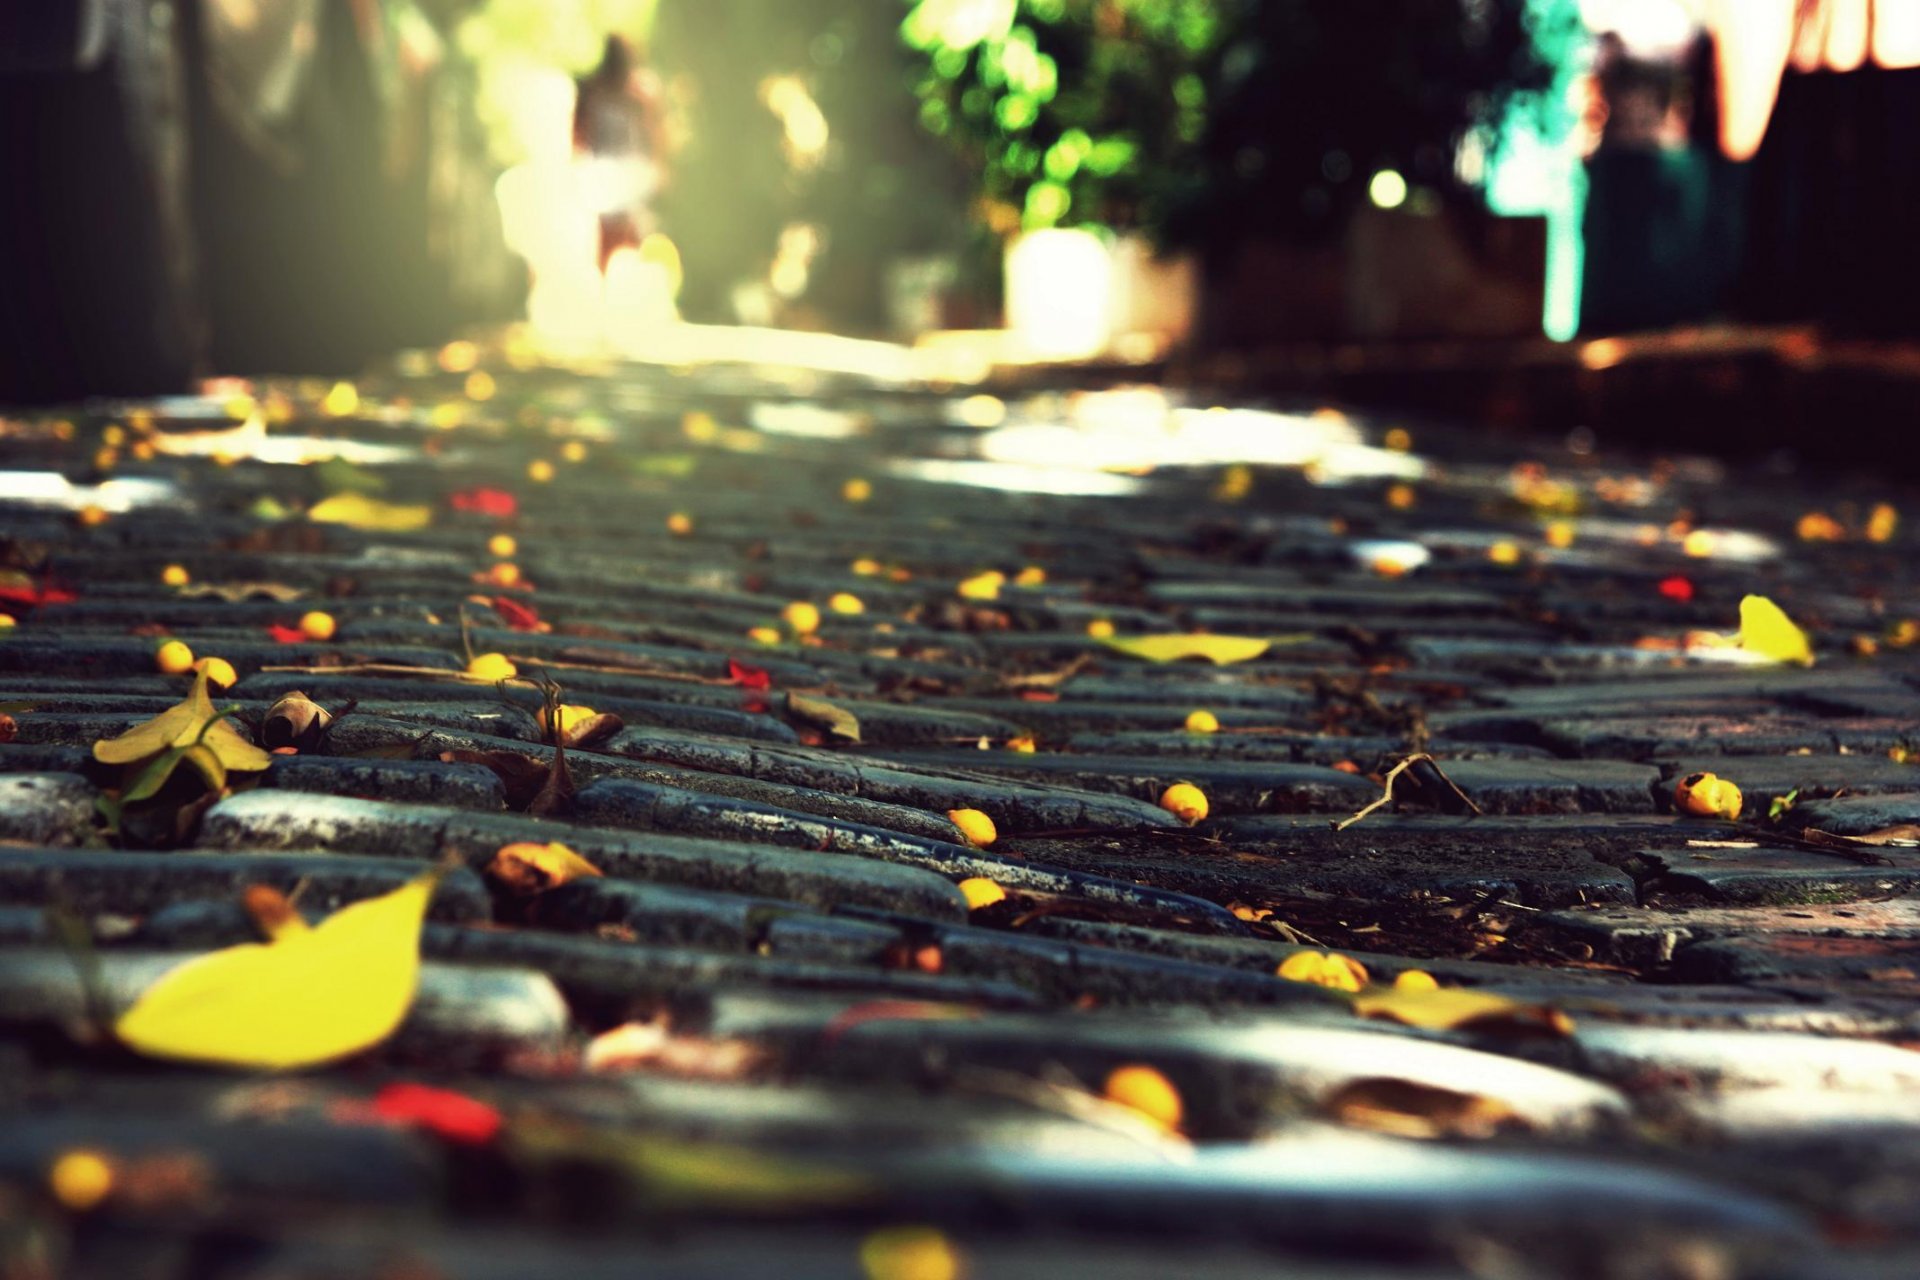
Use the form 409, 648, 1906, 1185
261, 691, 333, 753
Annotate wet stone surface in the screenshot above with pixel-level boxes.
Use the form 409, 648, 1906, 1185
3, 352, 1920, 1277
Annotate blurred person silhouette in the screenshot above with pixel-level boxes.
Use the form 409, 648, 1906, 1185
572, 34, 665, 275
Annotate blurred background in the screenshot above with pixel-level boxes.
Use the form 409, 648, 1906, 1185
4, 0, 1919, 452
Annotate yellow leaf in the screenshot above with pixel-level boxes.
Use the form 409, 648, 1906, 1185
1352, 986, 1573, 1037
1736, 594, 1813, 666
92, 671, 270, 780
486, 841, 604, 894
114, 872, 438, 1070
307, 493, 434, 533
1096, 634, 1272, 665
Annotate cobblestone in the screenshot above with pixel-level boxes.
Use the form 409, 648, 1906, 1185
3, 350, 1920, 1275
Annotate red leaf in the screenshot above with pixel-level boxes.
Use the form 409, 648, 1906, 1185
0, 582, 76, 609
449, 487, 518, 518
726, 658, 772, 692
267, 623, 307, 644
1658, 576, 1695, 603
370, 1082, 502, 1145
821, 1000, 979, 1046
493, 596, 542, 631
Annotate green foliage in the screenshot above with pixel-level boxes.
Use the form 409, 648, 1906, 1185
901, 0, 1218, 234
903, 0, 1560, 250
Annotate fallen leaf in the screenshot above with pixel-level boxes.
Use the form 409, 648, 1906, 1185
179, 582, 305, 603
1352, 986, 1573, 1037
549, 705, 622, 749
261, 692, 333, 752
786, 692, 861, 743
486, 841, 603, 893
266, 624, 308, 644
1096, 634, 1271, 665
584, 1018, 763, 1079
492, 596, 543, 631
0, 571, 77, 609
441, 749, 552, 810
1805, 824, 1920, 848
726, 658, 772, 692
114, 871, 439, 1070
448, 487, 517, 518
367, 1082, 501, 1145
1736, 594, 1814, 666
307, 493, 434, 533
1324, 1077, 1522, 1140
93, 670, 271, 799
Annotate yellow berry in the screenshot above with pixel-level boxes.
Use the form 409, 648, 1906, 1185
1545, 521, 1576, 549
102, 425, 126, 447
527, 459, 555, 483
1102, 1064, 1183, 1131
1184, 709, 1219, 734
76, 505, 109, 528
842, 477, 872, 503
957, 876, 1005, 909
487, 534, 517, 558
0, 615, 15, 629
1086, 618, 1116, 639
1393, 969, 1440, 993
466, 652, 518, 681
828, 592, 864, 615
782, 601, 821, 635
466, 370, 498, 402
851, 557, 882, 576
321, 381, 359, 417
666, 512, 693, 536
1674, 771, 1743, 820
561, 439, 587, 463
1682, 528, 1716, 558
193, 656, 237, 689
1383, 427, 1413, 451
1385, 483, 1416, 510
298, 611, 337, 642
1488, 541, 1522, 566
858, 1226, 960, 1280
1005, 735, 1037, 754
47, 1149, 115, 1211
1276, 950, 1370, 992
485, 562, 522, 588
948, 809, 997, 848
161, 564, 190, 587
1014, 566, 1046, 587
1159, 782, 1208, 824
747, 626, 783, 646
155, 640, 194, 674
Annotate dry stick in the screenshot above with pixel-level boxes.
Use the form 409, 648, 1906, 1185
1331, 753, 1481, 832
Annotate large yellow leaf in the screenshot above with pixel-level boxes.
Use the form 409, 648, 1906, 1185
307, 493, 434, 533
114, 872, 438, 1070
1736, 594, 1813, 666
1096, 634, 1272, 665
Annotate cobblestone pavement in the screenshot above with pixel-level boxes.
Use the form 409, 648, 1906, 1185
4, 349, 1920, 1279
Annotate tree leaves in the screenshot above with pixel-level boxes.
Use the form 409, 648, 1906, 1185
114, 872, 439, 1070
1095, 634, 1272, 664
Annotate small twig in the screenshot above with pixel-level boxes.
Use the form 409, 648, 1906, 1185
1331, 752, 1481, 832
